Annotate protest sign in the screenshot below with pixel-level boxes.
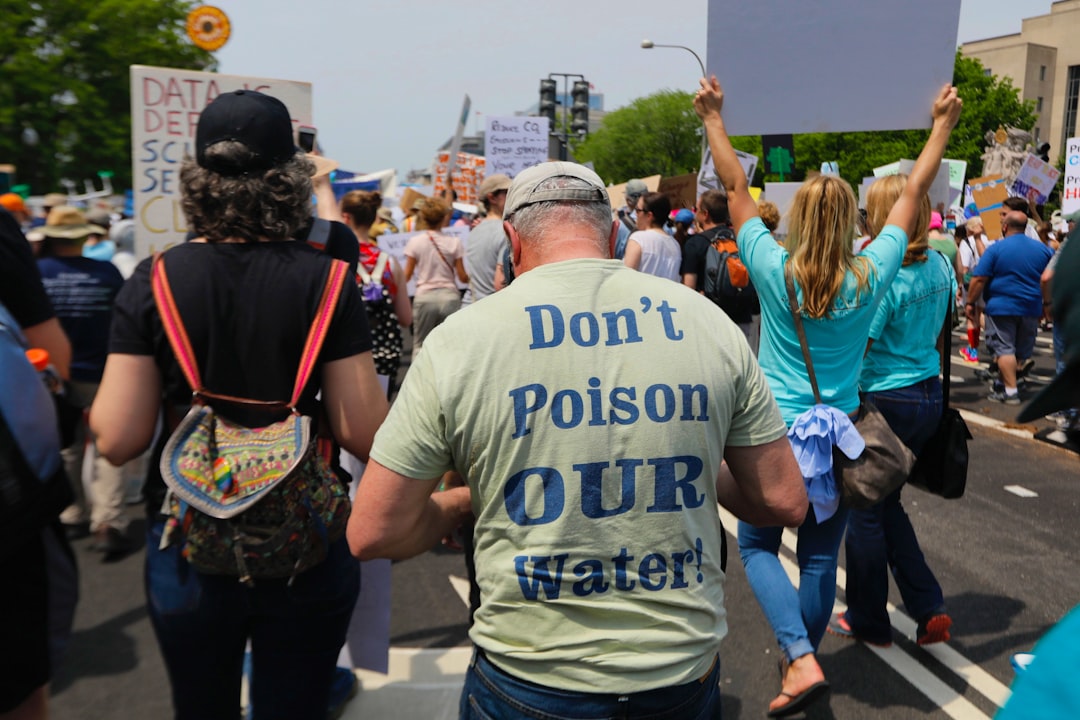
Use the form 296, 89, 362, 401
945, 160, 967, 209
968, 175, 1009, 241
399, 186, 429, 213
484, 116, 550, 178
659, 173, 699, 211
897, 159, 951, 210
821, 162, 840, 176
445, 95, 471, 179
873, 162, 901, 178
706, 0, 960, 136
608, 175, 661, 211
1011, 154, 1061, 204
763, 182, 802, 236
1063, 137, 1080, 215
433, 152, 486, 205
859, 177, 879, 210
130, 65, 312, 259
698, 147, 758, 199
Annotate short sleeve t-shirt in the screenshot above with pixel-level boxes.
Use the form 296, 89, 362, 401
109, 241, 372, 514
679, 226, 723, 288
37, 256, 124, 382
860, 251, 957, 393
370, 258, 786, 694
737, 217, 906, 424
0, 209, 54, 328
972, 233, 1054, 317
628, 228, 682, 281
464, 218, 507, 301
404, 231, 464, 293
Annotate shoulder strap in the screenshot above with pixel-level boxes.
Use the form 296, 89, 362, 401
152, 253, 204, 395
784, 262, 823, 404
428, 232, 456, 273
936, 251, 953, 410
290, 259, 349, 408
151, 253, 349, 410
306, 217, 331, 250
373, 251, 391, 278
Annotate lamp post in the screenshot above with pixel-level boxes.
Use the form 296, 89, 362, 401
640, 39, 706, 79
641, 40, 709, 175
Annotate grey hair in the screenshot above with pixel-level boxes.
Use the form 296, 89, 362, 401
180, 142, 315, 242
508, 176, 613, 248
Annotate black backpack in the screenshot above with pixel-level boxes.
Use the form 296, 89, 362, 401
702, 228, 758, 320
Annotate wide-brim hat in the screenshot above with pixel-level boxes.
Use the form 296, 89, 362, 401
39, 205, 106, 240
308, 153, 338, 180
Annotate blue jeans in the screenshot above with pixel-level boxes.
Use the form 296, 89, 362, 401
843, 380, 945, 641
459, 650, 721, 719
145, 519, 360, 720
738, 504, 850, 662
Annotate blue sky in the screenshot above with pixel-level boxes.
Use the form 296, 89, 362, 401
212, 0, 1051, 174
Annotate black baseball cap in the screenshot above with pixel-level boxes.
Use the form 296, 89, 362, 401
195, 90, 298, 175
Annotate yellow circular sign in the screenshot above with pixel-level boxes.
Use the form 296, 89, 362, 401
186, 5, 231, 52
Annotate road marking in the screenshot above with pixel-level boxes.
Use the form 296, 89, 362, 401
959, 409, 1034, 439
717, 507, 1006, 716
1004, 485, 1039, 498
448, 574, 471, 608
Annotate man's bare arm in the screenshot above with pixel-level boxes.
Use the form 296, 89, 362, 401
720, 437, 807, 527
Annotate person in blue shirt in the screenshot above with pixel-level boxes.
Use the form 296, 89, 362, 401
828, 174, 957, 650
695, 77, 962, 718
966, 212, 1054, 404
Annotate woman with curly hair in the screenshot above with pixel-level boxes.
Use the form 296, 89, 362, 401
695, 77, 961, 717
403, 196, 469, 350
89, 90, 387, 719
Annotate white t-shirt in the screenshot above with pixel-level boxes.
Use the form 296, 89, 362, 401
629, 228, 681, 281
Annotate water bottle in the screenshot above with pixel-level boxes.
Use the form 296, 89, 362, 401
25, 348, 63, 395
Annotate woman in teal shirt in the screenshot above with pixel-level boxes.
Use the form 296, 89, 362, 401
695, 79, 962, 718
829, 175, 957, 649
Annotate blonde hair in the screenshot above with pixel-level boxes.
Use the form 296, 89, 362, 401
864, 174, 929, 267
785, 175, 868, 319
417, 197, 451, 230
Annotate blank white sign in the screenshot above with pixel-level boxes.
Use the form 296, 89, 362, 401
706, 0, 961, 136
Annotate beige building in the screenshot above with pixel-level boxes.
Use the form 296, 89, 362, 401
961, 0, 1080, 157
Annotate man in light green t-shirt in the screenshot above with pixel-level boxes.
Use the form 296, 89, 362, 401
347, 162, 807, 718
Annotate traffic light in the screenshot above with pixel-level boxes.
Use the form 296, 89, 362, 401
539, 79, 557, 127
571, 80, 590, 135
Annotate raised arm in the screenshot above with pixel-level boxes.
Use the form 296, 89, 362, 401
884, 85, 963, 240
693, 76, 758, 234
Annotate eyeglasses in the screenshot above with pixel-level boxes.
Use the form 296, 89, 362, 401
636, 205, 649, 214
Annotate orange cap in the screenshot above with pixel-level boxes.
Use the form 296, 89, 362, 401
0, 193, 28, 214
25, 348, 50, 371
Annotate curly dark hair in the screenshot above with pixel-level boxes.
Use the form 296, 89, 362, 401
180, 142, 314, 242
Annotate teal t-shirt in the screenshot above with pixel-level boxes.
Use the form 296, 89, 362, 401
737, 217, 906, 424
369, 258, 787, 693
860, 250, 957, 393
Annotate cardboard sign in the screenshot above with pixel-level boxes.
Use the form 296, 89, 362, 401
1063, 137, 1080, 215
1011, 154, 1061, 204
698, 147, 758, 199
706, 0, 961, 135
659, 173, 699, 210
130, 65, 312, 259
484, 116, 551, 178
433, 152, 486, 205
968, 175, 1008, 241
607, 175, 661, 211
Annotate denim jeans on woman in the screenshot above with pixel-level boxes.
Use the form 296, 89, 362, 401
738, 503, 850, 662
459, 650, 722, 720
145, 519, 360, 720
843, 378, 945, 643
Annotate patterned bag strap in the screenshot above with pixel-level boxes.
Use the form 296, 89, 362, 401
151, 253, 349, 410
289, 259, 350, 408
428, 232, 457, 274
784, 261, 823, 405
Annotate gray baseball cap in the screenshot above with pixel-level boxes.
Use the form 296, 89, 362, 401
504, 162, 610, 219
625, 178, 648, 198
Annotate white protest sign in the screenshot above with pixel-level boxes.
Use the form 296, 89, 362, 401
873, 162, 901, 178
130, 66, 312, 260
707, 0, 960, 135
898, 159, 951, 210
1011, 154, 1061, 204
484, 116, 550, 178
764, 182, 803, 237
698, 146, 758, 199
1063, 137, 1080, 215
946, 159, 967, 209
858, 177, 879, 210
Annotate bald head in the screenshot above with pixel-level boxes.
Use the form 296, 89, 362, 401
1003, 210, 1029, 234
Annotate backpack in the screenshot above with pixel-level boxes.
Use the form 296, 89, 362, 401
702, 228, 758, 317
357, 250, 403, 377
153, 255, 352, 585
0, 302, 73, 557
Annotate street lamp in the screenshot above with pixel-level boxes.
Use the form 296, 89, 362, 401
640, 39, 706, 78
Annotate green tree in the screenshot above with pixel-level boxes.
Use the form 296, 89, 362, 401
573, 90, 701, 183
0, 0, 215, 195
